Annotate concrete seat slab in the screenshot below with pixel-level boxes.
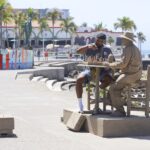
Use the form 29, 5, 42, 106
63, 109, 150, 137
0, 116, 14, 135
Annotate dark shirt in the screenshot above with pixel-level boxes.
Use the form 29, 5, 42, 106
85, 45, 112, 60
85, 45, 113, 81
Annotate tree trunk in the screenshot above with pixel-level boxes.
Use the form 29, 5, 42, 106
6, 24, 9, 48
0, 13, 3, 48
52, 22, 54, 51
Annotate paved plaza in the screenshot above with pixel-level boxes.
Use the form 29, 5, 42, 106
0, 70, 150, 150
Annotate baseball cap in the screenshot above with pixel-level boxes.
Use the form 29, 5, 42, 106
96, 33, 106, 40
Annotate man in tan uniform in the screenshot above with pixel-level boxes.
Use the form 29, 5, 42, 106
103, 32, 142, 117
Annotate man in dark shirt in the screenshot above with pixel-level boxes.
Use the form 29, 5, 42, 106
76, 33, 114, 112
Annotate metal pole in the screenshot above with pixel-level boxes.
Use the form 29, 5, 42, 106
94, 67, 100, 113
42, 37, 44, 52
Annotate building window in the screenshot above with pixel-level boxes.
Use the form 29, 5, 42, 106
116, 37, 122, 46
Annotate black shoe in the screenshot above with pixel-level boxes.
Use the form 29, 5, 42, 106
110, 110, 126, 117
78, 111, 84, 114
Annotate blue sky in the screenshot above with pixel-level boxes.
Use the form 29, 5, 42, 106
8, 0, 150, 51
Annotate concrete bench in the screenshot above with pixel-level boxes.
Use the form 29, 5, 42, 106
0, 116, 14, 136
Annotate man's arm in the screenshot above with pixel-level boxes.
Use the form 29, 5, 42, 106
76, 45, 89, 54
109, 47, 132, 69
77, 44, 97, 54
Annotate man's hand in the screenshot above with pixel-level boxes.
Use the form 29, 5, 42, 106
77, 44, 97, 54
102, 61, 109, 66
81, 61, 88, 65
88, 44, 97, 50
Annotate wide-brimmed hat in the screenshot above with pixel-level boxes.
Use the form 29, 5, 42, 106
120, 32, 136, 42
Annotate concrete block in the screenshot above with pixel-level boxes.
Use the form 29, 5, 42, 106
66, 112, 86, 132
84, 115, 98, 135
31, 76, 43, 82
63, 109, 150, 137
63, 109, 73, 124
15, 73, 33, 80
98, 117, 150, 137
0, 117, 14, 135
16, 67, 64, 81
52, 62, 78, 76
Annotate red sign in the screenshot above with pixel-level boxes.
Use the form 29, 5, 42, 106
6, 53, 10, 69
0, 54, 2, 69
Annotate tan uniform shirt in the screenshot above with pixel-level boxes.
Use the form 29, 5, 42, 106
110, 43, 142, 74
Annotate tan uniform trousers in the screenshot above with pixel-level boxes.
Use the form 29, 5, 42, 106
109, 70, 142, 112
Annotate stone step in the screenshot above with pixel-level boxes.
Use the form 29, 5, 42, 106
31, 76, 44, 82
61, 82, 71, 90
69, 83, 76, 91
39, 77, 49, 83
61, 81, 76, 91
52, 81, 66, 91
64, 77, 76, 82
15, 73, 33, 80
46, 80, 57, 90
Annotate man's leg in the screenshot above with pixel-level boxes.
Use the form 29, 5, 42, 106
109, 74, 130, 114
109, 82, 125, 113
75, 69, 90, 112
76, 74, 85, 112
76, 75, 85, 98
99, 74, 113, 89
109, 72, 142, 116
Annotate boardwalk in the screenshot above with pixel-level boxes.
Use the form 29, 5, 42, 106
0, 70, 150, 150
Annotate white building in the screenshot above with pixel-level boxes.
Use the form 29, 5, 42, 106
1, 8, 123, 54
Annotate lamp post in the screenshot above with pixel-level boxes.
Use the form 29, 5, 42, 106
13, 31, 16, 49
42, 33, 44, 52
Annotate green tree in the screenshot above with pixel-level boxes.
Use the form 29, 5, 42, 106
107, 36, 114, 46
47, 8, 61, 48
25, 8, 38, 47
81, 22, 87, 27
114, 16, 137, 32
13, 11, 27, 48
38, 17, 49, 51
94, 22, 106, 31
3, 11, 13, 47
60, 17, 77, 45
137, 32, 146, 52
0, 0, 12, 48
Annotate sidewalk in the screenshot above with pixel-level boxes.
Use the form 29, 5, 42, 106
0, 70, 150, 150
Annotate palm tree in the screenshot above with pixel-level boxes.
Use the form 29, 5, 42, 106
137, 32, 146, 52
3, 11, 13, 47
47, 8, 61, 48
60, 17, 77, 45
0, 0, 12, 48
107, 36, 114, 46
13, 11, 27, 48
114, 16, 137, 32
81, 22, 87, 27
25, 8, 38, 47
13, 12, 20, 48
94, 22, 106, 31
38, 17, 49, 51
